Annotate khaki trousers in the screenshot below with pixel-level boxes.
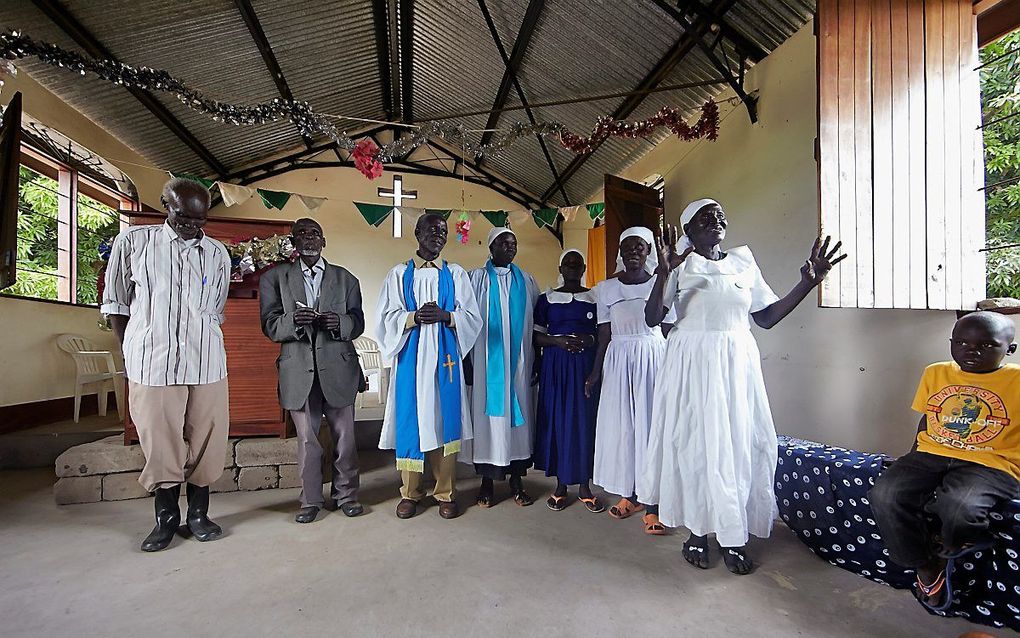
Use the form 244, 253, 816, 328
129, 378, 230, 492
400, 449, 457, 503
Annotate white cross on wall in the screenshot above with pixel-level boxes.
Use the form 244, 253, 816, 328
377, 174, 418, 238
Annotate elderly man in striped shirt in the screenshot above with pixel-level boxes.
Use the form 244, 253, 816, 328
101, 178, 232, 552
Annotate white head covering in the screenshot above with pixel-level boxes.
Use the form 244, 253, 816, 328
676, 198, 720, 251
487, 226, 515, 249
556, 248, 586, 287
615, 226, 658, 275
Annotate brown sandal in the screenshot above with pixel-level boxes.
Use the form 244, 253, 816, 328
579, 496, 605, 513
643, 513, 667, 535
608, 498, 644, 519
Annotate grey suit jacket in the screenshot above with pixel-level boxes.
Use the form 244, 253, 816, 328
259, 259, 365, 411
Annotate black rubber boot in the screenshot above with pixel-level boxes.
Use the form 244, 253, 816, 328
185, 483, 223, 542
140, 484, 181, 552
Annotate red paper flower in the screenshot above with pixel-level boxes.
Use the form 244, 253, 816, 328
353, 138, 384, 180
455, 218, 471, 244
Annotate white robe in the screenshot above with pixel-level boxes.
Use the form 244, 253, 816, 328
376, 262, 483, 455
460, 266, 539, 467
639, 246, 780, 547
592, 277, 676, 498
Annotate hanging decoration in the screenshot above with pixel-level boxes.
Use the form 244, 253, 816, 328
455, 212, 472, 245
586, 203, 605, 220
353, 201, 606, 233
258, 189, 291, 210
0, 31, 722, 179
352, 138, 384, 179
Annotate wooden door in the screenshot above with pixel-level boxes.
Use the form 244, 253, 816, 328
602, 174, 663, 278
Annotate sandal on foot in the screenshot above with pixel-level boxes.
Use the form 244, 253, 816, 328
683, 538, 710, 569
642, 513, 667, 535
722, 547, 754, 575
916, 560, 956, 613
546, 494, 568, 511
476, 493, 493, 508
513, 490, 535, 507
579, 496, 605, 513
608, 499, 644, 519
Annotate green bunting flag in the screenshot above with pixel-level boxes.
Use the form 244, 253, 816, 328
586, 202, 605, 220
425, 209, 453, 220
258, 189, 291, 210
170, 172, 215, 190
354, 202, 394, 227
480, 210, 509, 227
532, 207, 559, 229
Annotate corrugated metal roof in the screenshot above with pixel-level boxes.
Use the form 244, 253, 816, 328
0, 0, 814, 205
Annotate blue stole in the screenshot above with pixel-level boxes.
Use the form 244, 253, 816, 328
394, 260, 462, 472
484, 260, 526, 427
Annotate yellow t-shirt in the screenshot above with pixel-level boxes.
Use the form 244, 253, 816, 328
913, 361, 1020, 480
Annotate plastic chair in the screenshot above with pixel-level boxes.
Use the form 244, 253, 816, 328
353, 336, 388, 407
55, 333, 125, 422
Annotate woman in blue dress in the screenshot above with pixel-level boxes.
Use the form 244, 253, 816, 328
533, 249, 605, 513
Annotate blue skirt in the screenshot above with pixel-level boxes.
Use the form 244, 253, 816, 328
533, 345, 597, 485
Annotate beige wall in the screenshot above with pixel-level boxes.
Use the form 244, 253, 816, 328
209, 167, 563, 341
567, 22, 1015, 455
0, 72, 166, 407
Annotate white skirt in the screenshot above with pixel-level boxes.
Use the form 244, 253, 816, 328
593, 334, 665, 498
640, 328, 779, 547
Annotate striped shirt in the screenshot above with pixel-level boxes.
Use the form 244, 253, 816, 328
101, 222, 232, 386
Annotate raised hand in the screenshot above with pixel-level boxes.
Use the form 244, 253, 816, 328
655, 219, 692, 273
801, 236, 847, 286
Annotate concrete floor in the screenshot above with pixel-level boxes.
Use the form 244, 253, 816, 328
0, 452, 982, 638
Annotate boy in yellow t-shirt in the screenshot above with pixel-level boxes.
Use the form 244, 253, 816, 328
870, 311, 1020, 612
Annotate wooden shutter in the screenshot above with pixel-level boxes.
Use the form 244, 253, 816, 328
818, 0, 985, 310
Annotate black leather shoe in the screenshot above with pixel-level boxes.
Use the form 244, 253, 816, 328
141, 485, 181, 552
185, 483, 223, 542
295, 506, 320, 524
339, 501, 364, 517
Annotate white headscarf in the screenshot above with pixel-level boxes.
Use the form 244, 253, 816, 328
677, 198, 720, 251
556, 248, 586, 287
487, 226, 514, 249
615, 226, 658, 275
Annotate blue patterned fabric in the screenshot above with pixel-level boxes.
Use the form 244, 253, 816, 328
776, 436, 1020, 632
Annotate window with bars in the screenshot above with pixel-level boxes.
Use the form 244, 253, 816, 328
2, 145, 134, 305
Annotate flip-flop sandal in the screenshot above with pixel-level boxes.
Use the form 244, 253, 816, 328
913, 572, 947, 609
579, 496, 605, 513
546, 494, 568, 511
683, 540, 710, 569
642, 513, 667, 535
608, 499, 644, 519
920, 559, 956, 613
476, 493, 493, 508
513, 491, 535, 507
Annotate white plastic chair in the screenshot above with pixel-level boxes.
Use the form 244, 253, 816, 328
354, 336, 388, 407
56, 333, 125, 423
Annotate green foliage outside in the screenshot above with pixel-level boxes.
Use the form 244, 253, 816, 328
2, 165, 119, 304
981, 31, 1020, 298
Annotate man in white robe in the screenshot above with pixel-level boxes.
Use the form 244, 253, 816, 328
376, 213, 482, 520
461, 227, 540, 507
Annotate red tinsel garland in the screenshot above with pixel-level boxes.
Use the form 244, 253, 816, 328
558, 101, 719, 154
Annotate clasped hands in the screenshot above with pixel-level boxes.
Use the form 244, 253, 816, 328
294, 307, 342, 331
553, 334, 593, 354
414, 302, 452, 325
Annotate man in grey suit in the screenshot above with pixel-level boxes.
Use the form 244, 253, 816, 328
259, 218, 366, 523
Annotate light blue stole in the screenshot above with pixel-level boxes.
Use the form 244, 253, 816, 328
484, 260, 526, 427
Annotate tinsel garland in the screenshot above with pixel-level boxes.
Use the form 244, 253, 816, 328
0, 31, 720, 167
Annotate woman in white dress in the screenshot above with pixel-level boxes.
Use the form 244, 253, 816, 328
641, 199, 846, 574
585, 227, 675, 535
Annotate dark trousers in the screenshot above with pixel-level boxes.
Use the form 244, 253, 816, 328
869, 450, 1019, 568
289, 377, 359, 508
